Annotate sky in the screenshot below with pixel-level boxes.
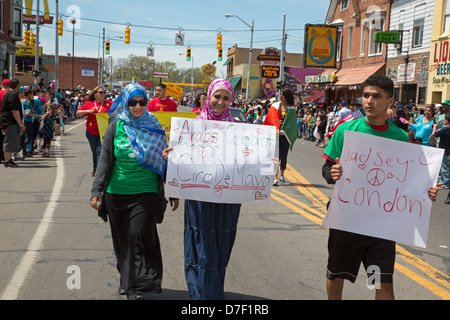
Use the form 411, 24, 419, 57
28, 0, 331, 79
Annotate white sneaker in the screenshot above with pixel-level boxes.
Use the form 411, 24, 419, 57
279, 175, 285, 182
273, 179, 279, 186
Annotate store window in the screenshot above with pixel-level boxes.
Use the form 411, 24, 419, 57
412, 4, 425, 47
12, 7, 22, 38
444, 0, 450, 34
369, 18, 385, 55
418, 87, 426, 105
341, 0, 349, 11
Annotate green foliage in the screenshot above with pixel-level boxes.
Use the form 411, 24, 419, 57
110, 54, 204, 86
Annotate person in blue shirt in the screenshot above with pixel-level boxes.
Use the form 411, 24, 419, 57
22, 88, 37, 156
32, 88, 45, 152
409, 106, 435, 146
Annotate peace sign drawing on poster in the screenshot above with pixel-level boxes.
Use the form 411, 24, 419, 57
321, 130, 443, 248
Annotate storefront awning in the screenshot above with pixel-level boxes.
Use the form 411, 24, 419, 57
333, 63, 385, 86
307, 63, 385, 88
222, 57, 233, 66
227, 76, 242, 89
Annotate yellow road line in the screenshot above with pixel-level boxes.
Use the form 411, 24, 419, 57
271, 188, 325, 219
396, 245, 450, 290
395, 263, 450, 300
270, 194, 323, 225
271, 164, 450, 299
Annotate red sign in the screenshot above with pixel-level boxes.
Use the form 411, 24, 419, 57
23, 15, 54, 24
137, 80, 155, 88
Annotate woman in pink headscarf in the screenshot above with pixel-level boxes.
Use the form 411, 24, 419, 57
164, 79, 240, 300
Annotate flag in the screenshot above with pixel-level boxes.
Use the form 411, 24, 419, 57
326, 114, 354, 138
263, 102, 298, 150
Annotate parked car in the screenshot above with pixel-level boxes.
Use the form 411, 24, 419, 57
230, 107, 247, 123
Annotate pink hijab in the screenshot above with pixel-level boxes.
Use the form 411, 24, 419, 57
197, 79, 235, 122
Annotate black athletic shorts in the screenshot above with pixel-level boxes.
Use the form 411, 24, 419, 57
326, 228, 396, 284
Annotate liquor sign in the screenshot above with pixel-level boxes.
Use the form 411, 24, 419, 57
303, 24, 338, 69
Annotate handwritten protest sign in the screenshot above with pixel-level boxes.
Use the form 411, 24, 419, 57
165, 117, 278, 203
321, 131, 443, 248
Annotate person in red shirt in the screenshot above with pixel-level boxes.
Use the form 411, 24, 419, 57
76, 86, 111, 176
147, 83, 178, 112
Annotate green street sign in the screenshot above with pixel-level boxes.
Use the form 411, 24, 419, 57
374, 31, 401, 44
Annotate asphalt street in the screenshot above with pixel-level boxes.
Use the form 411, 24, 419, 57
0, 116, 449, 302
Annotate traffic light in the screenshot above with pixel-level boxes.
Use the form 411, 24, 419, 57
23, 30, 30, 45
105, 41, 110, 54
125, 26, 130, 44
276, 81, 284, 90
30, 32, 36, 46
217, 33, 222, 50
218, 49, 223, 61
186, 47, 191, 61
58, 19, 63, 36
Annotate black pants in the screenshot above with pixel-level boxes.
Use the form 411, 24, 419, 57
104, 192, 162, 297
279, 134, 290, 172
0, 129, 4, 162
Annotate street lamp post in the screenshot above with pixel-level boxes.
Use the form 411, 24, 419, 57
225, 14, 253, 101
70, 17, 76, 88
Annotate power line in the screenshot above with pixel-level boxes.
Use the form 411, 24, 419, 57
22, 5, 305, 33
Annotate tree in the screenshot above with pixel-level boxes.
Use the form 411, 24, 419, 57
110, 54, 205, 87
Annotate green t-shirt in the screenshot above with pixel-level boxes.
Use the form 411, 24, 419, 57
324, 117, 409, 162
106, 119, 158, 194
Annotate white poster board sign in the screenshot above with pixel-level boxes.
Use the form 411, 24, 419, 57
321, 130, 443, 248
166, 117, 278, 203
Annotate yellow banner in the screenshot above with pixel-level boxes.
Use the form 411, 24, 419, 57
95, 113, 110, 143
153, 112, 197, 139
165, 83, 184, 100
96, 112, 197, 143
16, 45, 43, 57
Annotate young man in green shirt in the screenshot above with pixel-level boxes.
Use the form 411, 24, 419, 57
321, 74, 441, 300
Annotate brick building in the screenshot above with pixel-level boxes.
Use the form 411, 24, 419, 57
41, 54, 100, 89
311, 0, 392, 104
0, 0, 23, 80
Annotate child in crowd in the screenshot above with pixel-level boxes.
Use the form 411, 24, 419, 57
39, 103, 57, 157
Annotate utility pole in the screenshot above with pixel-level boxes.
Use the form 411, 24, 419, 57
34, 0, 40, 85
100, 28, 105, 87
279, 14, 286, 95
54, 0, 59, 94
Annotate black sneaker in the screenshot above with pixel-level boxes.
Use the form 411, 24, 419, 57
4, 160, 19, 168
91, 169, 96, 177
445, 197, 450, 205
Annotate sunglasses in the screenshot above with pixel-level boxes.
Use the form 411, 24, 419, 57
128, 99, 148, 107
97, 91, 106, 94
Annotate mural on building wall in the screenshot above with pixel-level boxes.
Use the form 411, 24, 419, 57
261, 66, 324, 102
